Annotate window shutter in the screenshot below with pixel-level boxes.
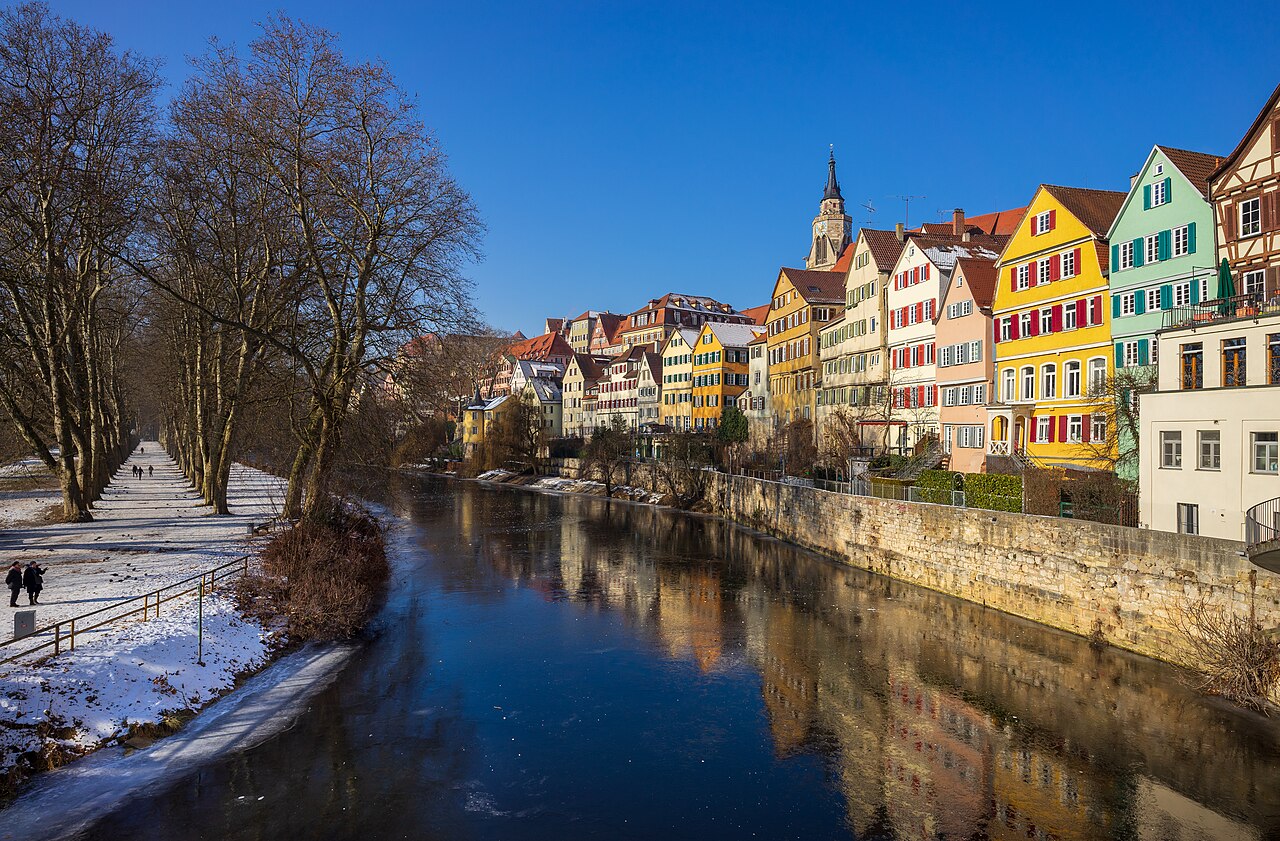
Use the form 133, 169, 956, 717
1187, 222, 1196, 253
1164, 176, 1172, 203
1143, 185, 1152, 210
1073, 248, 1082, 275
924, 263, 931, 280
1009, 266, 1017, 291
1028, 310, 1039, 336
1112, 296, 1122, 318
1114, 343, 1124, 368
1047, 417, 1056, 443
1138, 339, 1149, 366
1157, 230, 1170, 261
1029, 419, 1038, 443
1029, 260, 1038, 284
1111, 243, 1120, 270
1190, 279, 1200, 304
1050, 254, 1061, 281
1082, 413, 1092, 444
1051, 305, 1063, 332
1077, 298, 1089, 325
993, 321, 1002, 344
1160, 285, 1172, 310
1010, 316, 1021, 340
1132, 238, 1145, 267
1223, 202, 1236, 240
1134, 292, 1146, 315
1058, 415, 1068, 441
1048, 209, 1056, 231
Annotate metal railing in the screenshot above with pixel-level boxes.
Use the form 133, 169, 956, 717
1163, 292, 1280, 331
1245, 496, 1280, 551
0, 555, 252, 666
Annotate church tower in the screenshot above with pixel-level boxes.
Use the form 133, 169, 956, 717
804, 148, 853, 270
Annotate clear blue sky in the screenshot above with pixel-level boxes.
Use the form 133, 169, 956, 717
50, 0, 1280, 336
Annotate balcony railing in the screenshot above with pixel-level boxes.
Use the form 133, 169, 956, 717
1163, 293, 1280, 331
1246, 496, 1280, 573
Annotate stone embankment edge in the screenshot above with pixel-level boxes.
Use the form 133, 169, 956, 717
434, 465, 1277, 671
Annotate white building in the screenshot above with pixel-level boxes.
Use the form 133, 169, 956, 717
1138, 302, 1280, 541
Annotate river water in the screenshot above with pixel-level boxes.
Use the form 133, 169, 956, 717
80, 477, 1280, 840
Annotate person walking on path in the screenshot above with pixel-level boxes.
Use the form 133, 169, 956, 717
23, 561, 43, 605
6, 562, 22, 607
148, 465, 153, 477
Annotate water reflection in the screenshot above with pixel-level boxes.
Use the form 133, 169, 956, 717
443, 482, 1278, 841
79, 477, 1280, 841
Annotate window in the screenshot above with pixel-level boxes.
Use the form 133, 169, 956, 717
1061, 250, 1076, 278
1038, 260, 1052, 285
1198, 431, 1220, 470
1063, 302, 1078, 330
1064, 360, 1082, 397
1181, 342, 1203, 389
1177, 503, 1199, 535
1016, 265, 1030, 290
1067, 415, 1082, 443
1020, 312, 1033, 336
1088, 358, 1107, 395
1254, 432, 1279, 474
1091, 414, 1107, 443
1036, 417, 1051, 441
1173, 282, 1191, 307
1118, 241, 1134, 270
1243, 270, 1265, 297
999, 318, 1012, 342
1039, 309, 1052, 334
1145, 234, 1159, 264
1223, 338, 1247, 387
1021, 366, 1035, 401
1270, 333, 1280, 385
1122, 340, 1141, 368
1145, 288, 1161, 312
1173, 225, 1190, 257
1241, 198, 1262, 237
1161, 431, 1182, 468
1003, 368, 1015, 402
1034, 210, 1051, 234
1119, 293, 1137, 316
1041, 364, 1057, 399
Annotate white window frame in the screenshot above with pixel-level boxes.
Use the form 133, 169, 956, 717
1198, 430, 1220, 471
1034, 210, 1051, 234
1091, 414, 1107, 443
1087, 357, 1107, 395
1021, 366, 1035, 402
1036, 417, 1051, 441
1040, 309, 1052, 334
1016, 265, 1030, 290
1067, 415, 1083, 443
1002, 368, 1015, 402
1041, 363, 1057, 399
1145, 288, 1161, 312
1118, 241, 1135, 270
1145, 234, 1160, 265
1173, 225, 1189, 257
1064, 360, 1082, 398
1123, 340, 1141, 367
1063, 302, 1078, 330
1038, 260, 1052, 285
1253, 432, 1279, 474
1243, 270, 1266, 297
1241, 198, 1262, 237
1173, 282, 1192, 307
1161, 431, 1183, 469
1119, 293, 1137, 317
1061, 250, 1076, 278
1151, 179, 1167, 207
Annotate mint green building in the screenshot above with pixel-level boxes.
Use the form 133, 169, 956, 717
1105, 146, 1223, 478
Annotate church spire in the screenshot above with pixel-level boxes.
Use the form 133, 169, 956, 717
823, 145, 842, 201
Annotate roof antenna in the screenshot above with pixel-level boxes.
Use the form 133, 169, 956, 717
861, 199, 876, 225
892, 194, 927, 230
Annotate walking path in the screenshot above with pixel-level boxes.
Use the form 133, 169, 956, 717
0, 443, 285, 787
0, 444, 283, 630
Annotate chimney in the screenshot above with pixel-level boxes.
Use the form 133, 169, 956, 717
895, 222, 905, 241
1130, 173, 1139, 190
963, 231, 972, 242
952, 208, 965, 236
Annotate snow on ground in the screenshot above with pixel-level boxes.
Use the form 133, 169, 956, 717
0, 443, 286, 780
0, 459, 59, 530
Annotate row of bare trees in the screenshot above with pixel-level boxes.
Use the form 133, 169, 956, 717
0, 4, 484, 521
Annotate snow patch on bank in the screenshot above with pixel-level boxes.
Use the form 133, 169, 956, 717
475, 469, 664, 504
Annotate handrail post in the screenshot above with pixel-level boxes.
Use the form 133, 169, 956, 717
54, 624, 60, 655
70, 618, 75, 650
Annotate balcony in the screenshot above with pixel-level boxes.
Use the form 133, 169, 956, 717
1163, 293, 1280, 332
1246, 497, 1280, 573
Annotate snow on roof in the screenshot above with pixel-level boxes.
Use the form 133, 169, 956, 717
705, 322, 765, 348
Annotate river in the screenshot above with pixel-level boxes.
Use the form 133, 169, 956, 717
79, 476, 1280, 840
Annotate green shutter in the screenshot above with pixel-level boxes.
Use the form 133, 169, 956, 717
1115, 343, 1124, 367
1187, 221, 1196, 253
1158, 230, 1170, 261
1143, 185, 1152, 210
1112, 295, 1122, 318
1138, 339, 1149, 366
1160, 285, 1172, 309
1111, 243, 1120, 269
1135, 292, 1146, 315
1133, 238, 1145, 267
1164, 176, 1172, 203
1190, 280, 1200, 304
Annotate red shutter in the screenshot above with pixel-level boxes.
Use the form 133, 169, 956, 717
916, 386, 925, 407
1010, 315, 1020, 340
916, 302, 924, 322
1047, 416, 1056, 442
1082, 413, 1092, 443
1051, 305, 1063, 332
1091, 295, 1102, 325
924, 264, 931, 280
1026, 260, 1035, 285
1072, 248, 1082, 276
1058, 415, 1068, 441
1050, 255, 1061, 282
993, 319, 1002, 343
1029, 418, 1038, 443
1048, 209, 1056, 231
1028, 309, 1039, 336
1077, 298, 1089, 325
1009, 267, 1017, 291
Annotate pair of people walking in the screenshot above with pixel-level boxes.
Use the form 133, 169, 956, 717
6, 561, 44, 607
132, 464, 153, 479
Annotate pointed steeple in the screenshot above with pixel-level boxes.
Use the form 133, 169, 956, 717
823, 145, 842, 201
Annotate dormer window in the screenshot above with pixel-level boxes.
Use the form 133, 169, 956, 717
1032, 210, 1053, 235
1154, 163, 1163, 176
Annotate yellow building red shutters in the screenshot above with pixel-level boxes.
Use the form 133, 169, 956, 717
1050, 255, 1061, 281
1058, 416, 1068, 441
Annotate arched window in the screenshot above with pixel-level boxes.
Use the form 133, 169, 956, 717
1087, 357, 1107, 396
1041, 363, 1057, 399
1003, 368, 1016, 402
1064, 360, 1082, 398
1021, 366, 1035, 402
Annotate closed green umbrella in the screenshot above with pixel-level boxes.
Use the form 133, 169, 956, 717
1218, 258, 1234, 315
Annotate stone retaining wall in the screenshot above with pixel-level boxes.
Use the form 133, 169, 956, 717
702, 473, 1278, 665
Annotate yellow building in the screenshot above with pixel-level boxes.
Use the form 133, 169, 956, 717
461, 393, 512, 457
690, 322, 762, 431
659, 327, 699, 431
987, 186, 1125, 469
764, 267, 844, 425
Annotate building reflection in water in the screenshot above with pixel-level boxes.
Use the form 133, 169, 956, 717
447, 482, 1276, 841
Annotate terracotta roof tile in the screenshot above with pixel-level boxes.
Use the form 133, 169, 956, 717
1041, 185, 1127, 238
780, 268, 845, 303
952, 257, 999, 310
831, 242, 856, 273
1158, 146, 1225, 200
739, 304, 771, 325
860, 229, 906, 272
508, 331, 572, 361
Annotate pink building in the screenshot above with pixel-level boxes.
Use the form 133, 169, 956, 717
935, 257, 998, 473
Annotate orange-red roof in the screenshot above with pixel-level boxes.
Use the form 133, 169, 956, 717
739, 304, 771, 326
831, 242, 856, 273
508, 331, 572, 361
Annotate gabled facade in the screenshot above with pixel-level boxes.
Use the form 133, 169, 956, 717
461, 393, 511, 457
566, 311, 613, 354
594, 346, 651, 431
618, 293, 751, 352
521, 378, 563, 439
935, 258, 998, 473
562, 352, 611, 437
1211, 81, 1280, 306
659, 328, 699, 431
690, 322, 761, 431
740, 333, 772, 445
636, 352, 663, 430
765, 267, 844, 426
589, 314, 626, 356
988, 186, 1125, 470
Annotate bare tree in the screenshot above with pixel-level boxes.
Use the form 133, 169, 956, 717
0, 3, 159, 520
583, 416, 633, 498
1083, 368, 1155, 474
652, 430, 713, 508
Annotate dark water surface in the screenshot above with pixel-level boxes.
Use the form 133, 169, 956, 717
82, 477, 1280, 840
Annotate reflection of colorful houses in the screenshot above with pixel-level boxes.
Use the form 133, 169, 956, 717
656, 568, 724, 673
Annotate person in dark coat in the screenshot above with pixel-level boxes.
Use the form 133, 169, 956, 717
148, 465, 153, 477
23, 561, 43, 605
6, 562, 21, 607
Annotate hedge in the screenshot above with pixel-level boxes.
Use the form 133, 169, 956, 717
913, 470, 960, 505
965, 472, 1023, 513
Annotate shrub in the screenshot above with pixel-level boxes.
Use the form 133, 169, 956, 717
869, 453, 907, 473
965, 473, 1023, 513
913, 470, 959, 505
1176, 597, 1280, 713
245, 499, 389, 641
